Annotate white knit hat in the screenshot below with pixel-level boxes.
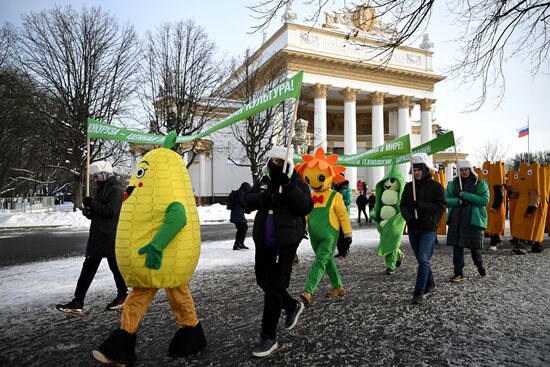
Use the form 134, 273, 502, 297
411, 153, 436, 172
89, 161, 113, 175
262, 146, 295, 176
457, 160, 478, 178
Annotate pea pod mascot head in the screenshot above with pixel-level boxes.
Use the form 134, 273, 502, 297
370, 160, 406, 257
116, 131, 201, 288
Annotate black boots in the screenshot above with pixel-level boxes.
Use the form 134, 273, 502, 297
168, 322, 207, 358
93, 329, 137, 366
233, 242, 249, 250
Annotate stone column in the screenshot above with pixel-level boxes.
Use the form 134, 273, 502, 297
313, 83, 330, 151
418, 98, 435, 143
445, 163, 454, 183
396, 95, 413, 178
369, 91, 387, 186
340, 87, 360, 190
199, 153, 206, 206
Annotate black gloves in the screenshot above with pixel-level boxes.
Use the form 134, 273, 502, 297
271, 192, 283, 207
343, 237, 352, 246
82, 196, 93, 207
458, 190, 465, 197
271, 170, 290, 188
411, 200, 419, 210
408, 218, 420, 228
525, 205, 537, 215
457, 199, 467, 207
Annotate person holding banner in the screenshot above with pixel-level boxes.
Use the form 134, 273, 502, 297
400, 153, 447, 305
245, 146, 313, 358
446, 160, 489, 283
56, 161, 127, 315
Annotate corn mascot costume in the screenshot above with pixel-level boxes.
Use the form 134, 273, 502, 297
510, 162, 550, 253
370, 161, 406, 274
93, 132, 206, 366
295, 148, 352, 305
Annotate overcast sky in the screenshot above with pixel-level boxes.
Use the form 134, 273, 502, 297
2, 0, 548, 165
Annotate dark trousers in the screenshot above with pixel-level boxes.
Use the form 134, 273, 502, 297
255, 245, 298, 340
357, 207, 368, 222
234, 222, 248, 244
453, 246, 483, 276
74, 257, 127, 303
336, 229, 350, 255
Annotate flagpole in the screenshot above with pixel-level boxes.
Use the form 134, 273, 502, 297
527, 115, 530, 160
453, 144, 463, 191
281, 97, 300, 193
86, 137, 91, 197
409, 135, 418, 219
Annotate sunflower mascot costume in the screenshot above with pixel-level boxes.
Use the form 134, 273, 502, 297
93, 132, 206, 366
295, 148, 352, 305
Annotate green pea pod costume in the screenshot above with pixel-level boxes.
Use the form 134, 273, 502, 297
369, 161, 406, 269
304, 190, 344, 294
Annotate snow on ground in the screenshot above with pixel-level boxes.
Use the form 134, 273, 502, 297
0, 204, 376, 310
0, 203, 265, 229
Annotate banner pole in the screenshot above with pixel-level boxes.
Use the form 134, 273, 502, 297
86, 137, 91, 197
453, 144, 463, 191
281, 98, 300, 193
409, 136, 418, 219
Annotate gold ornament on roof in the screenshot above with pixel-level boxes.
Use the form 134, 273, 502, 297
352, 5, 376, 32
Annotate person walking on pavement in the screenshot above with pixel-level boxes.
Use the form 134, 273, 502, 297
245, 146, 313, 358
230, 182, 251, 250
356, 192, 369, 223
446, 160, 489, 283
56, 161, 127, 315
400, 153, 447, 305
334, 174, 352, 258
368, 191, 376, 222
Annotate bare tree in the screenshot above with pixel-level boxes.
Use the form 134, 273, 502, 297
140, 20, 226, 164
475, 139, 511, 164
249, 1, 550, 110
222, 50, 289, 183
507, 151, 550, 171
14, 6, 141, 209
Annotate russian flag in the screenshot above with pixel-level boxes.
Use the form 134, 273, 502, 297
518, 126, 529, 138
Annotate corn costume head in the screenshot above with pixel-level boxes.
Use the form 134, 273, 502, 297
295, 148, 346, 192
116, 132, 200, 288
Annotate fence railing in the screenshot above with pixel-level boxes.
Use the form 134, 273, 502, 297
0, 196, 56, 213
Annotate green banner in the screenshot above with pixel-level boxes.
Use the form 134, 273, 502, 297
87, 71, 304, 144
293, 131, 455, 167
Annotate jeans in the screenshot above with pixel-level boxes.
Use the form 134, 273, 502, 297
453, 246, 483, 276
234, 222, 248, 244
74, 257, 127, 303
409, 230, 437, 294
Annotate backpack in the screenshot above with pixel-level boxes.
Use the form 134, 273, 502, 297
226, 190, 236, 210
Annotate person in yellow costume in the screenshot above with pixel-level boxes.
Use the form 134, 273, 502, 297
478, 161, 507, 251
295, 148, 352, 305
93, 132, 205, 366
510, 162, 550, 254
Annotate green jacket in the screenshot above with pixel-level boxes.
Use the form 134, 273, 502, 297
445, 178, 489, 229
370, 162, 406, 256
340, 184, 352, 215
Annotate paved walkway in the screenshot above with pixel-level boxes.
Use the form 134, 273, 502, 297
1, 237, 549, 366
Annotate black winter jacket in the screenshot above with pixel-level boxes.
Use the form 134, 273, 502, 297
230, 188, 248, 224
85, 176, 123, 258
245, 171, 313, 248
400, 175, 447, 232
